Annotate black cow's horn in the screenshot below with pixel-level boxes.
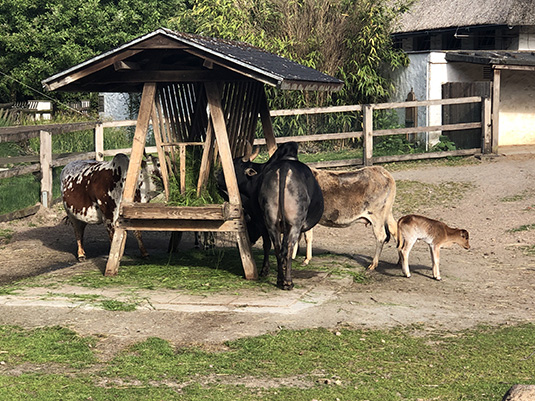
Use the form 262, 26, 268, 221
242, 142, 260, 162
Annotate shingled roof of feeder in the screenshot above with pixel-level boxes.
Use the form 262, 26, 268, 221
42, 28, 343, 93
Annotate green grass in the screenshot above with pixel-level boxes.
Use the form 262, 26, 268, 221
65, 249, 277, 293
508, 223, 535, 233
0, 173, 41, 214
0, 324, 533, 400
0, 167, 63, 215
0, 326, 96, 367
501, 189, 535, 203
100, 299, 138, 311
518, 245, 535, 256
59, 249, 367, 293
0, 228, 13, 245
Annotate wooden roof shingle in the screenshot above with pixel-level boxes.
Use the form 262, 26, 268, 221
42, 28, 343, 93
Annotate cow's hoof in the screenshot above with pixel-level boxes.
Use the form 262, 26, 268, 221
435, 276, 441, 281
140, 253, 149, 259
366, 264, 377, 271
77, 255, 86, 262
277, 281, 294, 290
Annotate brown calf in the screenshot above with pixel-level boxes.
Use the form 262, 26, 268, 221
397, 214, 470, 280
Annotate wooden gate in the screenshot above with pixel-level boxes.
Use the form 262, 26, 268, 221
442, 82, 492, 149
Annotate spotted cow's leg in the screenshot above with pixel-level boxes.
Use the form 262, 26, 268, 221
71, 218, 88, 261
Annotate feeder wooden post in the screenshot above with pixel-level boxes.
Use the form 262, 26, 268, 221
204, 82, 258, 280
151, 104, 171, 199
105, 82, 157, 276
259, 89, 277, 155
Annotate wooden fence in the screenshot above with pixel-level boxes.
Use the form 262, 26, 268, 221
0, 96, 491, 220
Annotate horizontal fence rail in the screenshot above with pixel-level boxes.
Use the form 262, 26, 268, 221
0, 96, 491, 220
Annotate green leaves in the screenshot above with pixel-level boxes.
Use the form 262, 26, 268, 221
0, 0, 187, 102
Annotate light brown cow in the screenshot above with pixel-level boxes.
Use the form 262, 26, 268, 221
294, 166, 397, 270
396, 214, 470, 280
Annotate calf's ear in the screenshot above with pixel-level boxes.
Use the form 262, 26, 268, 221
245, 168, 258, 177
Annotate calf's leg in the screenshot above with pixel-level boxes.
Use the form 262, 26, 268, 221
280, 225, 302, 290
399, 236, 416, 278
430, 244, 441, 280
291, 229, 313, 266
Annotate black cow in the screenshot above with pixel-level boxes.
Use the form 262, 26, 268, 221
221, 142, 324, 290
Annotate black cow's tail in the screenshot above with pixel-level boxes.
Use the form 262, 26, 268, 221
278, 165, 288, 226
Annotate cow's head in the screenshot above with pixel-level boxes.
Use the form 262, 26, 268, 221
217, 142, 263, 201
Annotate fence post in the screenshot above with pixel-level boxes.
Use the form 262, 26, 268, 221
363, 104, 373, 166
481, 97, 492, 154
39, 130, 52, 208
95, 122, 104, 161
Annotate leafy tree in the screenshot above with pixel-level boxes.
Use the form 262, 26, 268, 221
0, 0, 187, 105
171, 0, 412, 107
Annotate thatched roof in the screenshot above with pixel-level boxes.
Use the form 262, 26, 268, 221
394, 0, 535, 33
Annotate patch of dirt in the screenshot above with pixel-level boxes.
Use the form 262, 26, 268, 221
1, 154, 535, 356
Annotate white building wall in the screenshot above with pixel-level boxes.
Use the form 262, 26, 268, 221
391, 52, 429, 129
499, 70, 535, 146
99, 92, 131, 120
391, 52, 450, 146
516, 26, 535, 50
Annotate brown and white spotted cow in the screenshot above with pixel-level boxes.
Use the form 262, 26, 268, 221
60, 153, 160, 261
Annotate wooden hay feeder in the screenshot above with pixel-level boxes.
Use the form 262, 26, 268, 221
42, 28, 343, 279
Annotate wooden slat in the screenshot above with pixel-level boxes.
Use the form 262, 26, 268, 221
373, 122, 482, 137
482, 97, 492, 154
492, 69, 501, 153
197, 121, 215, 195
117, 218, 242, 232
253, 130, 363, 145
0, 155, 40, 165
101, 146, 157, 158
0, 204, 41, 223
363, 105, 373, 166
39, 130, 52, 207
371, 96, 482, 110
44, 49, 142, 91
102, 120, 137, 128
205, 81, 257, 280
120, 202, 240, 220
105, 82, 157, 277
151, 103, 171, 199
105, 70, 241, 83
0, 122, 97, 143
122, 83, 157, 203
373, 148, 480, 164
259, 87, 277, 155
270, 104, 362, 116
179, 143, 186, 194
308, 158, 364, 169
0, 163, 40, 179
205, 83, 242, 206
